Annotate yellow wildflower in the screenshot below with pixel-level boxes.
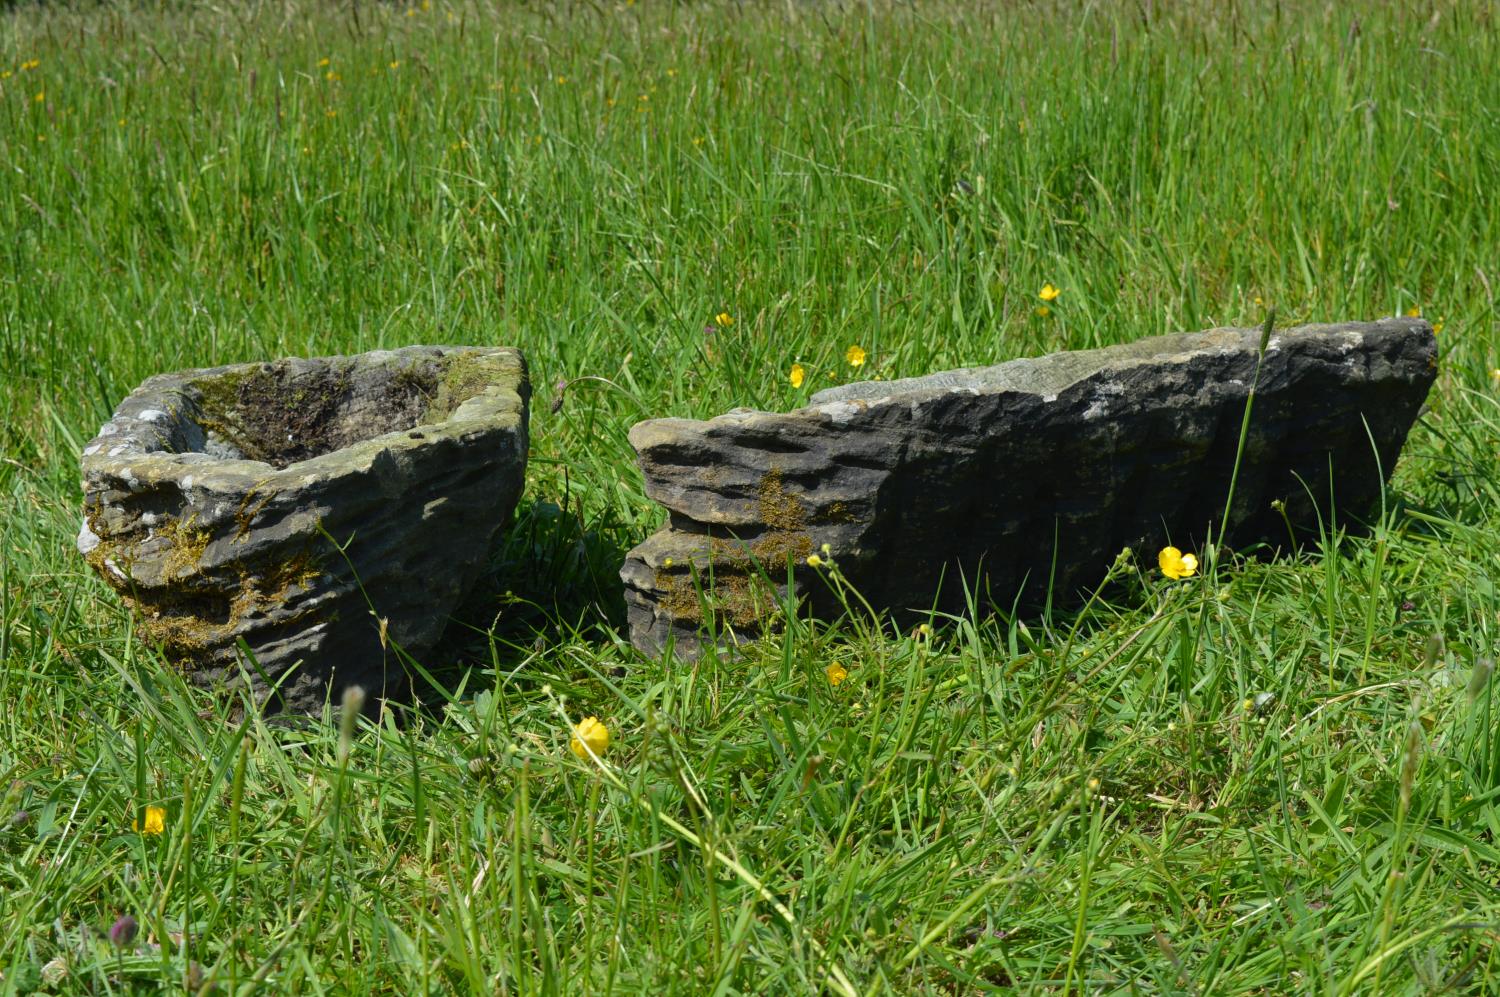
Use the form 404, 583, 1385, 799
318, 57, 331, 67
1433, 317, 1445, 335
1035, 306, 1051, 318
789, 363, 805, 388
1158, 546, 1198, 580
825, 663, 848, 686
1405, 306, 1421, 318
389, 60, 401, 69
556, 75, 568, 85
845, 344, 866, 367
569, 717, 610, 760
325, 71, 340, 81
1039, 283, 1061, 302
133, 805, 166, 836
714, 312, 733, 328
806, 554, 824, 568
33, 90, 44, 103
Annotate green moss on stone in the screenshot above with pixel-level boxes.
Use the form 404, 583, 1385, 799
421, 351, 511, 423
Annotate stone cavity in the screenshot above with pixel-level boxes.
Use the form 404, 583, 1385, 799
79, 346, 530, 712
621, 319, 1437, 657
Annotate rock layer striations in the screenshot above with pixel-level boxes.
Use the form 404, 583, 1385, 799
79, 346, 529, 712
621, 319, 1436, 656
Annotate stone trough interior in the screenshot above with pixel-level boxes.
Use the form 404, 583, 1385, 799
158, 351, 508, 468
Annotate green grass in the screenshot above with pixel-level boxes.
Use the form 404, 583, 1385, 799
3, 0, 1500, 991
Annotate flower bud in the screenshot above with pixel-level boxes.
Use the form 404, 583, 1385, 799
109, 914, 138, 948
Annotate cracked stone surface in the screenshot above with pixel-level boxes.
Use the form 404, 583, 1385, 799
621, 318, 1437, 657
79, 346, 530, 713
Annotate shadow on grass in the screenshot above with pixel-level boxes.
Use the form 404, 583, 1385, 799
404, 495, 634, 710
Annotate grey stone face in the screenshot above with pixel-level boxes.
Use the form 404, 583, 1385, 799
79, 346, 529, 713
621, 319, 1437, 657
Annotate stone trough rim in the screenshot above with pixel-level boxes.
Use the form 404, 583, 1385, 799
80, 345, 527, 488
629, 318, 1429, 448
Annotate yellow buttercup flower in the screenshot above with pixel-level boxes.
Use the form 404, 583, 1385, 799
789, 363, 805, 388
133, 805, 166, 836
1035, 306, 1051, 318
569, 717, 610, 759
1405, 306, 1421, 318
1433, 317, 1445, 335
318, 57, 331, 67
1039, 283, 1061, 302
825, 663, 848, 686
1158, 546, 1198, 580
805, 554, 824, 568
714, 312, 733, 328
845, 344, 866, 367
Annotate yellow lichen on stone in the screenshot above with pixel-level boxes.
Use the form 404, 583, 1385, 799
756, 467, 806, 532
651, 466, 814, 638
134, 549, 326, 663
158, 515, 211, 579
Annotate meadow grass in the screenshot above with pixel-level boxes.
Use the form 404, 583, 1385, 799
2, 0, 1500, 991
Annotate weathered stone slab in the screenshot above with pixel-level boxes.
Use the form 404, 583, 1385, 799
79, 346, 529, 712
621, 319, 1436, 656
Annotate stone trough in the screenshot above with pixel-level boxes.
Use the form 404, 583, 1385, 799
621, 318, 1437, 656
79, 346, 529, 713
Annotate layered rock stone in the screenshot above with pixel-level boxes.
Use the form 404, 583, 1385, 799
79, 346, 529, 712
621, 319, 1436, 656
